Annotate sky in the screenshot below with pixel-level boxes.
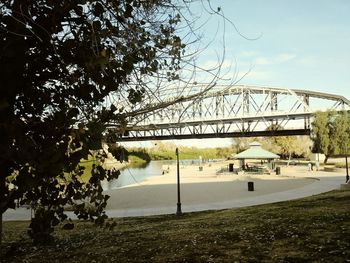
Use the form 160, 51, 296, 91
197, 0, 350, 94
123, 0, 350, 149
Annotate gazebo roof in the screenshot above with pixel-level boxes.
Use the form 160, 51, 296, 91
234, 142, 280, 159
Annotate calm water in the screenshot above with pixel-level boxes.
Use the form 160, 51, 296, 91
102, 159, 218, 190
102, 160, 174, 190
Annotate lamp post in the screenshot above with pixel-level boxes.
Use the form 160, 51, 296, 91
175, 147, 182, 215
343, 143, 349, 183
346, 155, 349, 183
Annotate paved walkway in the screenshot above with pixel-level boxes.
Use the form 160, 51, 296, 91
104, 172, 344, 218
3, 169, 346, 221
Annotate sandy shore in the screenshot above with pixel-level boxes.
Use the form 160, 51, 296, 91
4, 162, 345, 220
105, 162, 318, 210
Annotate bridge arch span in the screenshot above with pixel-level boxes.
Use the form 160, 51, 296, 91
108, 85, 350, 141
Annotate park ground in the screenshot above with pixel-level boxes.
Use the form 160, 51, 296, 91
1, 189, 350, 262
1, 162, 350, 262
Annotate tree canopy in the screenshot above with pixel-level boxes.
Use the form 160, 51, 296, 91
262, 124, 311, 162
311, 111, 350, 163
232, 126, 311, 162
0, 0, 217, 243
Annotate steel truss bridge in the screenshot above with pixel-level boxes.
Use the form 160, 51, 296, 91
109, 85, 350, 141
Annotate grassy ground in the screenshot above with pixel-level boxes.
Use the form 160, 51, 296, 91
1, 190, 350, 262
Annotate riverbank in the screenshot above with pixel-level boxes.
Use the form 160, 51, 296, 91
3, 162, 345, 221
135, 162, 309, 186
104, 162, 344, 216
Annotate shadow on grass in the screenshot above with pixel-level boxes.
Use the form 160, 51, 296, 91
1, 190, 350, 262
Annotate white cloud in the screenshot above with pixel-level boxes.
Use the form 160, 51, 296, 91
254, 53, 297, 65
201, 53, 296, 72
297, 56, 317, 66
239, 51, 259, 57
255, 57, 272, 65
197, 53, 295, 84
238, 69, 274, 82
278, 53, 297, 61
201, 59, 235, 70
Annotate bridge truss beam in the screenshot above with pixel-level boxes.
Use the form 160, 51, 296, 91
108, 85, 350, 141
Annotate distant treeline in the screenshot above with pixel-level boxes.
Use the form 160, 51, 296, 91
148, 147, 227, 160
125, 134, 313, 162
128, 148, 151, 162
127, 143, 233, 161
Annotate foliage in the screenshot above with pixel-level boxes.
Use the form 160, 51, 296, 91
128, 147, 151, 162
311, 111, 332, 159
176, 146, 228, 160
263, 136, 311, 160
311, 111, 350, 163
0, 0, 192, 243
1, 190, 349, 262
232, 130, 311, 161
292, 136, 312, 157
232, 138, 252, 153
330, 111, 350, 155
146, 142, 176, 160
261, 125, 311, 161
214, 146, 234, 159
147, 142, 230, 160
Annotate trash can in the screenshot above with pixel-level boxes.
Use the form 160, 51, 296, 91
229, 163, 234, 172
199, 166, 203, 171
248, 181, 254, 191
276, 167, 281, 175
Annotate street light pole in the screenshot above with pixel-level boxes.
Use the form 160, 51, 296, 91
176, 147, 182, 216
346, 155, 349, 183
344, 144, 349, 183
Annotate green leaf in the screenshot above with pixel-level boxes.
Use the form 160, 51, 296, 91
62, 223, 75, 230
124, 4, 133, 18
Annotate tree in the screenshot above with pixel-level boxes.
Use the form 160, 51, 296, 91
0, 0, 224, 243
275, 136, 311, 163
311, 111, 350, 163
232, 138, 252, 153
215, 147, 233, 159
261, 124, 311, 164
329, 112, 350, 156
292, 136, 312, 158
311, 111, 332, 163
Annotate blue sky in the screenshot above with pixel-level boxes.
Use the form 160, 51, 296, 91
124, 0, 350, 149
196, 0, 350, 96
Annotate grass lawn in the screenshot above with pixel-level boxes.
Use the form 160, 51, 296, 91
1, 190, 350, 262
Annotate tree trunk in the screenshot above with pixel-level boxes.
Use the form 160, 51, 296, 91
0, 174, 4, 245
324, 155, 329, 164
287, 152, 292, 166
0, 211, 2, 246
0, 162, 10, 246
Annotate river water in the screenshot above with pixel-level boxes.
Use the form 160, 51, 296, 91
102, 159, 215, 190
102, 160, 174, 190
